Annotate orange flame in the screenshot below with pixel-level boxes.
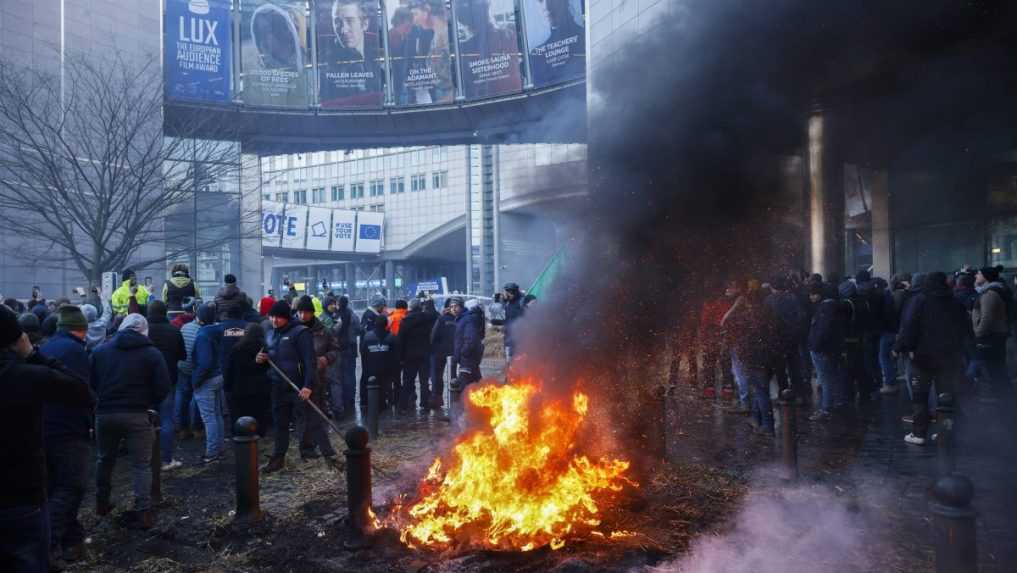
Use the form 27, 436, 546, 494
393, 378, 635, 551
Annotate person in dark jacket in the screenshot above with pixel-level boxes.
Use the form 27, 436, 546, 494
162, 263, 199, 317
225, 323, 271, 437
765, 277, 807, 398
90, 314, 171, 529
722, 289, 777, 434
358, 296, 387, 407
19, 312, 43, 345
213, 305, 249, 437
969, 266, 1013, 402
191, 304, 227, 464
294, 296, 340, 465
454, 299, 486, 388
429, 297, 459, 410
146, 301, 187, 471
257, 301, 329, 474
334, 296, 358, 417
873, 277, 902, 395
399, 298, 438, 411
838, 280, 875, 403
1, 304, 95, 573
502, 283, 525, 362
807, 284, 848, 420
38, 306, 93, 567
214, 274, 244, 322
894, 272, 972, 445
361, 315, 401, 410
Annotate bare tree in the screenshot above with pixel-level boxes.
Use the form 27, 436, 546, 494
0, 52, 258, 286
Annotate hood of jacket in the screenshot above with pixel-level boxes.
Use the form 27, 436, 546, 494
976, 281, 1005, 295
168, 276, 193, 289
114, 329, 153, 350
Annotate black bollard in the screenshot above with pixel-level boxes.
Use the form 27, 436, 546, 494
344, 426, 373, 549
366, 376, 380, 439
148, 409, 162, 505
929, 474, 977, 573
232, 416, 263, 524
935, 393, 956, 475
779, 389, 798, 480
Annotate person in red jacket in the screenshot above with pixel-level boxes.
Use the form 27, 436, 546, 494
699, 280, 738, 400
259, 290, 276, 317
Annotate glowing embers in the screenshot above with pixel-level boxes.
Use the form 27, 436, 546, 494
389, 379, 635, 552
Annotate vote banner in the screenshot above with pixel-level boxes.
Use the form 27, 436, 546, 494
316, 0, 385, 108
240, 0, 311, 107
522, 0, 585, 88
261, 200, 286, 247
280, 204, 309, 249
331, 209, 357, 252
454, 0, 524, 100
165, 0, 232, 102
354, 210, 384, 253
305, 206, 333, 250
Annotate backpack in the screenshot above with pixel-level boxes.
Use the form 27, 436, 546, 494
987, 285, 1017, 325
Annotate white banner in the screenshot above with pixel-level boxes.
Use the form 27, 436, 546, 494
305, 207, 333, 251
261, 201, 286, 247
354, 211, 384, 253
280, 204, 308, 249
331, 209, 357, 253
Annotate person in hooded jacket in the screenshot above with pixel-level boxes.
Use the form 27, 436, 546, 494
970, 266, 1014, 402
293, 296, 340, 463
145, 301, 187, 471
894, 272, 972, 445
873, 277, 902, 395
430, 297, 459, 410
454, 298, 485, 388
191, 304, 227, 464
1, 304, 95, 573
722, 288, 778, 434
839, 280, 876, 403
333, 296, 359, 417
214, 274, 244, 322
399, 298, 438, 411
161, 264, 200, 318
361, 314, 401, 410
808, 284, 848, 420
502, 283, 525, 363
358, 296, 387, 407
225, 323, 271, 437
90, 314, 170, 529
110, 269, 150, 317
81, 298, 113, 352
765, 276, 807, 399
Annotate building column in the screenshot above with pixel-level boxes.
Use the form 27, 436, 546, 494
807, 108, 846, 279
869, 169, 892, 279
239, 152, 264, 296
384, 260, 395, 303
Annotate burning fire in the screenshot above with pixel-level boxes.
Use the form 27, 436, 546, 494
391, 379, 635, 552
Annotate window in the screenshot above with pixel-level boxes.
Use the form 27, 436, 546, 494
312, 187, 326, 204
390, 176, 405, 194
369, 204, 384, 212
275, 192, 289, 203
432, 147, 441, 162
432, 170, 448, 189
369, 179, 384, 197
331, 184, 344, 201
440, 147, 449, 162
350, 182, 365, 199
411, 173, 426, 192
293, 190, 307, 204
263, 193, 271, 201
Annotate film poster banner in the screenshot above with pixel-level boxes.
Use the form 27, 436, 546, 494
165, 0, 232, 102
386, 0, 456, 105
240, 0, 311, 107
331, 209, 357, 252
316, 0, 385, 108
454, 0, 523, 100
305, 207, 334, 250
261, 201, 286, 247
522, 0, 585, 88
354, 210, 384, 253
280, 205, 309, 249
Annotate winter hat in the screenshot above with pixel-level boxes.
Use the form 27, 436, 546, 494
503, 282, 520, 292
224, 274, 237, 285
448, 296, 465, 307
268, 300, 292, 318
171, 263, 190, 277
295, 295, 315, 313
81, 304, 98, 323
464, 298, 480, 310
838, 280, 857, 299
18, 312, 40, 334
324, 295, 337, 309
197, 303, 217, 325
854, 270, 872, 284
979, 266, 1001, 283
369, 295, 387, 309
337, 295, 349, 309
31, 304, 48, 322
148, 300, 168, 319
56, 305, 88, 331
122, 268, 136, 281
118, 313, 149, 336
395, 299, 408, 310
0, 304, 23, 348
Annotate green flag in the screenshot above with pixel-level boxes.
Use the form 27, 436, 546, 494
527, 247, 567, 300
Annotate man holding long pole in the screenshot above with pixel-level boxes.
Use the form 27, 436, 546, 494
256, 301, 340, 474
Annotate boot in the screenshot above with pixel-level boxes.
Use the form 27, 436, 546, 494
96, 497, 113, 517
261, 455, 285, 474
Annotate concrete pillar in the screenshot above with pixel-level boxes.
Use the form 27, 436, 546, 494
384, 260, 395, 302
870, 169, 892, 279
807, 108, 845, 278
239, 153, 264, 296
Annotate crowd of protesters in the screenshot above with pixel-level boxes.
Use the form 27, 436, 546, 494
674, 266, 1016, 444
0, 265, 532, 572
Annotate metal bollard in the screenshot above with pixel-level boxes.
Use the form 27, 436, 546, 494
344, 426, 373, 549
935, 393, 956, 475
366, 376, 380, 439
232, 417, 263, 524
929, 474, 977, 573
148, 409, 162, 505
779, 389, 798, 480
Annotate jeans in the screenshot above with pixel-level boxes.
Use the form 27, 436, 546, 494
158, 390, 175, 464
174, 371, 201, 431
968, 357, 1012, 400
193, 375, 225, 458
811, 351, 847, 412
0, 502, 49, 572
878, 333, 897, 387
746, 366, 774, 432
910, 360, 963, 438
272, 384, 336, 459
771, 342, 804, 397
45, 438, 89, 552
430, 354, 456, 408
96, 412, 153, 511
402, 357, 430, 409
729, 354, 751, 406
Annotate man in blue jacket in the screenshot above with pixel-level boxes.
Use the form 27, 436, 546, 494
502, 283, 525, 363
191, 304, 226, 464
91, 314, 170, 529
39, 306, 93, 567
454, 298, 486, 388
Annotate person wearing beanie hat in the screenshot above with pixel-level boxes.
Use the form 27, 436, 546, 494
56, 306, 88, 332
398, 295, 438, 412
502, 281, 526, 363
1, 304, 95, 571
90, 309, 170, 529
971, 265, 1013, 404
292, 295, 340, 465
190, 303, 228, 464
214, 275, 243, 321
162, 263, 200, 315
268, 299, 292, 318
454, 295, 486, 392
145, 301, 187, 471
19, 312, 43, 345
357, 296, 388, 404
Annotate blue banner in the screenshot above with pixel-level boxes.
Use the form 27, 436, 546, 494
165, 0, 232, 103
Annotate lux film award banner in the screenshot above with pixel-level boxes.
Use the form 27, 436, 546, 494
281, 204, 309, 249
331, 209, 357, 253
165, 0, 232, 102
261, 200, 286, 247
354, 210, 384, 253
305, 206, 334, 251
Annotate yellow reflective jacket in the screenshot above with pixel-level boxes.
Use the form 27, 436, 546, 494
111, 280, 150, 316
